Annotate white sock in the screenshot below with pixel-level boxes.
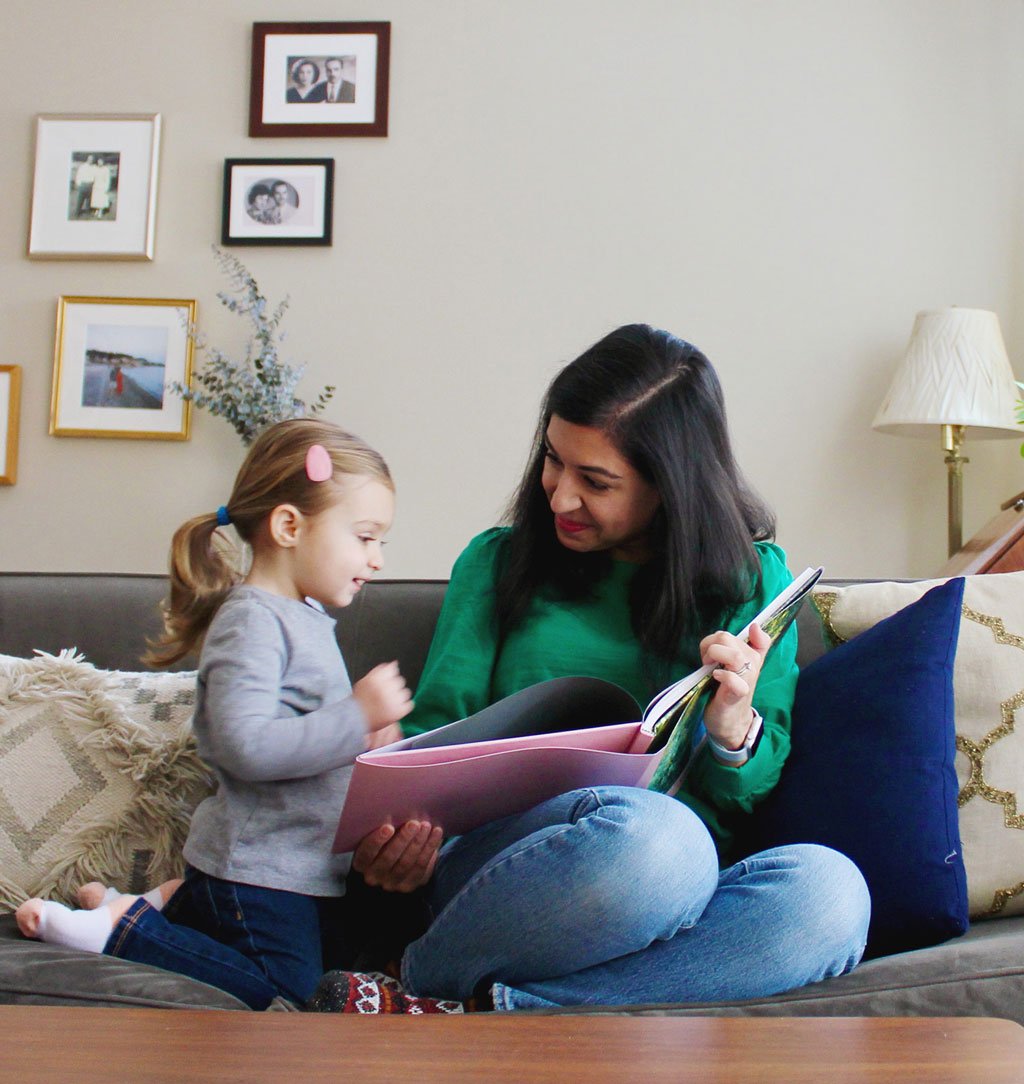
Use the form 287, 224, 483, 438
99, 886, 120, 906
142, 887, 168, 910
35, 900, 119, 954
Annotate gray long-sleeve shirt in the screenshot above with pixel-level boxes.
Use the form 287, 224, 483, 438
183, 585, 367, 896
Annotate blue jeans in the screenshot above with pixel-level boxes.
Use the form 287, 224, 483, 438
104, 867, 352, 1009
400, 787, 870, 1010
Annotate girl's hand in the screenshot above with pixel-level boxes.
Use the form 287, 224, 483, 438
353, 661, 413, 732
352, 820, 443, 892
700, 622, 771, 751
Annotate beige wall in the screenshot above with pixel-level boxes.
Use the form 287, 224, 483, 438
3, 1, 1023, 579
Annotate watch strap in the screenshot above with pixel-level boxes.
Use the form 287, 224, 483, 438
707, 709, 763, 766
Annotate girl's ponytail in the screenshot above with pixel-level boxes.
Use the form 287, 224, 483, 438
143, 512, 241, 667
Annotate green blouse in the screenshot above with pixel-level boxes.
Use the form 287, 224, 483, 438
404, 528, 799, 853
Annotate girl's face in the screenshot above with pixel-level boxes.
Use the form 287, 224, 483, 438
293, 476, 394, 607
297, 62, 316, 87
540, 414, 661, 562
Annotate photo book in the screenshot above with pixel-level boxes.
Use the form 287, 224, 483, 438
333, 565, 823, 852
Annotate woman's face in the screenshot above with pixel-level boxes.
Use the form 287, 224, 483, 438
540, 414, 661, 562
296, 62, 316, 87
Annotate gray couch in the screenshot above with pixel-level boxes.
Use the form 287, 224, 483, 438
1, 571, 1022, 1020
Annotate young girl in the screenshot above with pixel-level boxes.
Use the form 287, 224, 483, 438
16, 418, 458, 1012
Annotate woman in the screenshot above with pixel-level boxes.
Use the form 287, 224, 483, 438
90, 157, 112, 217
328, 325, 869, 1013
286, 59, 321, 102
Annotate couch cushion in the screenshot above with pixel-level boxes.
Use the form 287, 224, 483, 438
540, 915, 1024, 1025
0, 651, 212, 913
752, 579, 968, 958
0, 913, 254, 1009
812, 571, 1024, 922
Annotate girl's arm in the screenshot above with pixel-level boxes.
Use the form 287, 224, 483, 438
198, 608, 368, 782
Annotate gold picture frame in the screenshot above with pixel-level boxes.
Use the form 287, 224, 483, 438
28, 113, 161, 260
0, 365, 21, 484
50, 296, 195, 440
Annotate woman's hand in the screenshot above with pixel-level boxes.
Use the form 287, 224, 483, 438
352, 819, 443, 892
700, 622, 771, 751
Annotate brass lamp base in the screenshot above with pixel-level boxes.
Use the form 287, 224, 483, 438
942, 424, 968, 558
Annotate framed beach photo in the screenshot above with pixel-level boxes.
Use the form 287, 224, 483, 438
249, 22, 390, 137
0, 366, 21, 485
50, 297, 195, 440
28, 114, 161, 260
222, 158, 334, 246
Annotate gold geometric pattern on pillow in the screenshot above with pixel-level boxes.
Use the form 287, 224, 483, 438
0, 650, 213, 914
808, 572, 1024, 920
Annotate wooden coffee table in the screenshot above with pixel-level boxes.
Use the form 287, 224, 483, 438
1, 1007, 1022, 1082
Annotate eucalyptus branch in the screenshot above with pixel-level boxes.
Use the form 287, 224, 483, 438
168, 246, 335, 445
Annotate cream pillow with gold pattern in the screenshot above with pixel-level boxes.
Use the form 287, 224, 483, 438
812, 571, 1024, 920
0, 650, 213, 913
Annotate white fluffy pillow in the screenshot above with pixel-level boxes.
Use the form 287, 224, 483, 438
0, 651, 212, 912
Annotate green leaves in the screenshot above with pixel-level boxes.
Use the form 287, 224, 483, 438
168, 247, 335, 446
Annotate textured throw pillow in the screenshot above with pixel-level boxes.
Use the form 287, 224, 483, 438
812, 570, 1024, 922
0, 650, 212, 913
753, 578, 968, 959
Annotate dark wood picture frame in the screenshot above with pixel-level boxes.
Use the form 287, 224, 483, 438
249, 21, 390, 138
221, 158, 334, 247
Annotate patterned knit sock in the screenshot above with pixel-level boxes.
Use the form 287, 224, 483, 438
306, 971, 464, 1014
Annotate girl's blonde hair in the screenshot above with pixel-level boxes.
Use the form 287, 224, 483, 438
144, 418, 392, 667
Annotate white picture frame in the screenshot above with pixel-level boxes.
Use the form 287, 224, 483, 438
28, 114, 161, 260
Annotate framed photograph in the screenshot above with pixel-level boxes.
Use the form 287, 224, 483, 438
50, 297, 195, 440
0, 366, 21, 485
222, 158, 334, 246
28, 114, 161, 260
249, 22, 390, 138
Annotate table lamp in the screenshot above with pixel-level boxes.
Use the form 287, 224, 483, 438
872, 307, 1020, 557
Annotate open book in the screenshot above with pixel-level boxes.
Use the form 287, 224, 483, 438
332, 565, 822, 852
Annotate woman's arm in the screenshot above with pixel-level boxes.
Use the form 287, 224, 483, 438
683, 542, 799, 814
402, 528, 509, 736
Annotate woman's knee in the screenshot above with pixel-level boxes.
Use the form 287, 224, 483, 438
754, 843, 870, 973
572, 788, 719, 924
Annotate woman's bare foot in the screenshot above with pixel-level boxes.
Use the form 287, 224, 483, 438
15, 899, 44, 939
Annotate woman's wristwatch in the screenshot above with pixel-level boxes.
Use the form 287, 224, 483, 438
707, 709, 764, 767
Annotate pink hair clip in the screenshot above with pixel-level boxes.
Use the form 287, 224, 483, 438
305, 444, 333, 482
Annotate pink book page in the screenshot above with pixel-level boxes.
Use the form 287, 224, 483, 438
333, 722, 660, 852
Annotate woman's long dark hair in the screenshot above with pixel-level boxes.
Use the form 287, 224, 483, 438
496, 324, 775, 673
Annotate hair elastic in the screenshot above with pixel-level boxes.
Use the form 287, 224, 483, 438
305, 444, 333, 482
216, 506, 232, 527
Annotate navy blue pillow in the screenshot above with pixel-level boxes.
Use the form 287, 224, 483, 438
753, 577, 968, 958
